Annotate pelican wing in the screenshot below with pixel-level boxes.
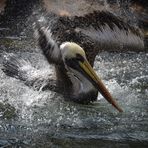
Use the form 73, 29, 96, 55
35, 26, 62, 65
48, 11, 144, 66
74, 11, 144, 52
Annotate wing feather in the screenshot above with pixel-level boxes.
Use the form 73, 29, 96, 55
35, 26, 62, 65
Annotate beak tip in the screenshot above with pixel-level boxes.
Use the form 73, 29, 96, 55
118, 108, 123, 112
113, 103, 123, 112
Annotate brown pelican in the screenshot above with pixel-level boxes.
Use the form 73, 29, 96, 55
2, 11, 144, 112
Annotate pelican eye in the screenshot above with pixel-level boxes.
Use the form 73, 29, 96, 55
76, 53, 85, 62
64, 53, 85, 70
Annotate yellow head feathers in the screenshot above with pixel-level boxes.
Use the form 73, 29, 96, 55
60, 42, 86, 59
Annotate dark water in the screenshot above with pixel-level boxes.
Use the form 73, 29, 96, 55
0, 0, 148, 147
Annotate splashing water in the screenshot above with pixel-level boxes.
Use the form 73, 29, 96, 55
0, 49, 147, 147
0, 0, 148, 147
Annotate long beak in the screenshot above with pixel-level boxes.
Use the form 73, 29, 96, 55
79, 59, 123, 112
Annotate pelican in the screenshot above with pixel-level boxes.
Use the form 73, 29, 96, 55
2, 11, 144, 112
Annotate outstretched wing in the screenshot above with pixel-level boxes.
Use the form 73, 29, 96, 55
79, 11, 144, 51
35, 26, 62, 65
48, 11, 144, 66
2, 54, 55, 91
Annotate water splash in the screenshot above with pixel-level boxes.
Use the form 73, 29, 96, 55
0, 0, 148, 147
0, 50, 147, 147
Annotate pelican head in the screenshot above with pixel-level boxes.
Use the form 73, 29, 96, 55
60, 42, 123, 112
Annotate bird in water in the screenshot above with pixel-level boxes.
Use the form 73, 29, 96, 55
2, 11, 144, 112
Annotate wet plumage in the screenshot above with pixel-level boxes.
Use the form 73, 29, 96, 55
2, 10, 144, 112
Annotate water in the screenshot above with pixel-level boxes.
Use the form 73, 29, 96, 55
0, 0, 148, 147
0, 44, 147, 147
